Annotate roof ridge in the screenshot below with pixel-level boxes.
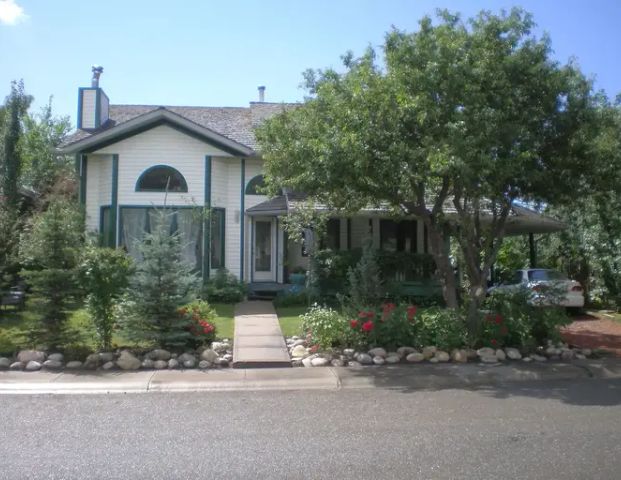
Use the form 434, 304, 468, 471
110, 104, 251, 110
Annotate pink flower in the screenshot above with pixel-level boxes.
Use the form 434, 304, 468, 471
407, 305, 418, 321
350, 319, 359, 329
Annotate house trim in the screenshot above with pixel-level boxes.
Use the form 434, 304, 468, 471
203, 155, 212, 281
110, 154, 119, 247
78, 154, 87, 205
240, 157, 246, 281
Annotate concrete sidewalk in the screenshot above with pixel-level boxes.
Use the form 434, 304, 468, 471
232, 301, 291, 368
1, 359, 620, 395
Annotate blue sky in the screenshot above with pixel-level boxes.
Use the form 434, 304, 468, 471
1, 0, 620, 126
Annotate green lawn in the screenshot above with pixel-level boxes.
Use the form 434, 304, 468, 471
211, 303, 235, 339
276, 306, 308, 337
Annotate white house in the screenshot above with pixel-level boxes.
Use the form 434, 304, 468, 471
59, 67, 563, 290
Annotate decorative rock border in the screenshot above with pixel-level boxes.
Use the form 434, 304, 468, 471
285, 336, 595, 367
0, 340, 234, 372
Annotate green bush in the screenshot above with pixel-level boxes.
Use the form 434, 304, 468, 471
79, 246, 133, 350
121, 209, 201, 349
414, 307, 467, 351
203, 268, 247, 304
301, 305, 350, 350
19, 197, 84, 347
178, 300, 217, 349
482, 288, 571, 349
273, 291, 308, 307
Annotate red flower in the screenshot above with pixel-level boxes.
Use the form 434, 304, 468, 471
382, 303, 396, 312
500, 326, 509, 336
361, 320, 374, 332
309, 344, 319, 353
358, 310, 375, 319
350, 319, 359, 329
407, 305, 417, 321
490, 339, 498, 346
494, 314, 503, 325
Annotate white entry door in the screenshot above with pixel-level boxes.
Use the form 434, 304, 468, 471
252, 218, 276, 282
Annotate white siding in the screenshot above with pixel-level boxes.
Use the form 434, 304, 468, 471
99, 90, 109, 125
84, 157, 101, 231
224, 160, 243, 278
81, 89, 96, 129
95, 125, 231, 207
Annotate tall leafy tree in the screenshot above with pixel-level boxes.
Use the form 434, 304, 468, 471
21, 99, 72, 196
256, 8, 595, 330
0, 80, 32, 209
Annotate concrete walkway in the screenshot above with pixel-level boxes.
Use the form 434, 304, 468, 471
232, 300, 291, 368
2, 359, 621, 395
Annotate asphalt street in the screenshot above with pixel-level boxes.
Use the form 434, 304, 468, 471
1, 378, 620, 479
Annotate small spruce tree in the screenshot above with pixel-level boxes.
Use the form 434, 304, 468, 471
122, 209, 200, 349
345, 239, 384, 308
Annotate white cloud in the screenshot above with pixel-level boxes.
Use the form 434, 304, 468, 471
0, 0, 28, 26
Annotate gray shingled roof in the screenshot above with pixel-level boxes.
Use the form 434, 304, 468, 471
61, 102, 298, 151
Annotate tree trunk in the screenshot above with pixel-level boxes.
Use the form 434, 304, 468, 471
426, 222, 459, 309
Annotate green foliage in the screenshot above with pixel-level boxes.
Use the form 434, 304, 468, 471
79, 246, 133, 350
256, 7, 596, 324
0, 205, 20, 289
300, 305, 349, 350
483, 289, 571, 349
202, 268, 247, 304
412, 307, 467, 351
21, 100, 72, 195
121, 209, 201, 349
342, 240, 384, 307
19, 196, 84, 346
1, 80, 32, 210
273, 291, 308, 308
178, 300, 217, 348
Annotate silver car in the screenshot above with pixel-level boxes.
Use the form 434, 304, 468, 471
489, 269, 585, 308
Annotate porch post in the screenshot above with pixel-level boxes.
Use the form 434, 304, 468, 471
529, 233, 537, 268
240, 158, 245, 281
203, 155, 212, 282
110, 154, 119, 248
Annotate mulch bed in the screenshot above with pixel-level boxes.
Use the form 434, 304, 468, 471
561, 312, 621, 357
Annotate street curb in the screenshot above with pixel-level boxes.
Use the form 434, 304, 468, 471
1, 359, 620, 395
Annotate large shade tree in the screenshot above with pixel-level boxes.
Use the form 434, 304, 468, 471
256, 8, 596, 330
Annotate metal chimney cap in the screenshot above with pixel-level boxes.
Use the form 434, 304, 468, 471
257, 85, 266, 102
92, 65, 104, 74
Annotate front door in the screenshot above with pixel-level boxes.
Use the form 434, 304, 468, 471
252, 218, 276, 282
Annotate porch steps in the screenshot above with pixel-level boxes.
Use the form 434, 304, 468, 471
247, 282, 288, 301
232, 301, 291, 369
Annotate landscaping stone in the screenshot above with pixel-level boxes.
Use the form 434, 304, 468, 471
373, 356, 386, 365
141, 359, 154, 369
575, 353, 586, 360
477, 347, 495, 358
148, 349, 171, 361
385, 354, 401, 364
347, 361, 362, 367
43, 360, 63, 370
331, 359, 345, 367
291, 339, 306, 348
480, 356, 499, 364
290, 345, 307, 358
581, 348, 592, 357
25, 361, 42, 371
561, 350, 575, 361
311, 357, 329, 367
302, 357, 313, 368
465, 349, 478, 360
83, 353, 100, 369
116, 351, 141, 370
65, 361, 83, 369
422, 346, 437, 359
429, 357, 439, 364
211, 342, 229, 354
495, 349, 506, 361
98, 352, 115, 363
9, 362, 23, 370
223, 354, 233, 362
397, 346, 416, 358
406, 352, 425, 363
531, 354, 547, 362
451, 349, 468, 363
102, 361, 116, 370
183, 359, 196, 368
153, 360, 168, 370
291, 359, 303, 367
17, 350, 46, 364
214, 357, 229, 367
435, 351, 450, 362
200, 349, 219, 363
47, 353, 64, 363
168, 359, 180, 369
356, 353, 373, 365
198, 360, 211, 369
177, 353, 196, 364
368, 347, 387, 358
522, 356, 533, 362
545, 346, 561, 357
0, 357, 10, 369
343, 348, 355, 357
505, 348, 522, 360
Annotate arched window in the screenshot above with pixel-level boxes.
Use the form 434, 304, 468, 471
135, 165, 188, 192
245, 175, 266, 195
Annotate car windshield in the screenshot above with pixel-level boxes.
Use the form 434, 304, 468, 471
503, 271, 523, 285
528, 270, 567, 281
